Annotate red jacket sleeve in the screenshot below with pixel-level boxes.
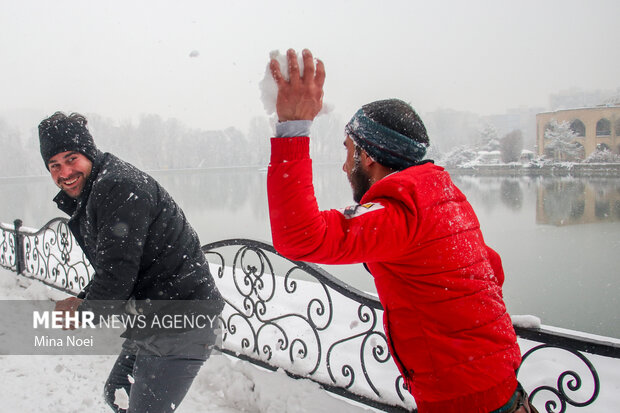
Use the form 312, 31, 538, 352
267, 137, 413, 265
486, 246, 505, 288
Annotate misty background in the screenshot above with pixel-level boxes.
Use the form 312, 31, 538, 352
2, 86, 620, 177
2, 0, 620, 176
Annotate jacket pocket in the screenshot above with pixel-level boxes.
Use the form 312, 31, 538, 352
383, 309, 412, 381
385, 307, 435, 375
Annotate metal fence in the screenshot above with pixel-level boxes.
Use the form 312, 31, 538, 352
1, 217, 619, 412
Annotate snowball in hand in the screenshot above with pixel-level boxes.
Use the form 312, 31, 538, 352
259, 50, 332, 117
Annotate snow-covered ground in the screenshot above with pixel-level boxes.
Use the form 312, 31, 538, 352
2, 266, 620, 412
0, 269, 375, 413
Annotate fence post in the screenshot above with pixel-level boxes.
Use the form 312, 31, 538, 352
13, 219, 24, 275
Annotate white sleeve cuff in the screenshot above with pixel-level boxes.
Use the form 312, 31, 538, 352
275, 120, 313, 137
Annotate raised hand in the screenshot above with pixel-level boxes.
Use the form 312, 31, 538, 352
270, 49, 325, 122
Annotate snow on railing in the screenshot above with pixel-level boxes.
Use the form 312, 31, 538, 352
2, 218, 619, 412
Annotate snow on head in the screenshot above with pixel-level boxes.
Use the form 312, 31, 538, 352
259, 49, 333, 119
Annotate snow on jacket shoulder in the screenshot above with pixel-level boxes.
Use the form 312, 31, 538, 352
267, 136, 521, 413
55, 152, 223, 312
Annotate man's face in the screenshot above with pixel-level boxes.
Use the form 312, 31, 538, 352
47, 151, 93, 198
343, 136, 371, 203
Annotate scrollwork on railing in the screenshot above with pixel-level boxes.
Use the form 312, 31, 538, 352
0, 224, 17, 271
202, 239, 415, 412
517, 344, 600, 413
20, 218, 93, 294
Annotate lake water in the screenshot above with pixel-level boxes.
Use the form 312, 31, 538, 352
1, 165, 619, 339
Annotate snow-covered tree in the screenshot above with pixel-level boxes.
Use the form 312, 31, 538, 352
583, 147, 620, 163
477, 123, 500, 151
543, 119, 583, 162
439, 145, 478, 168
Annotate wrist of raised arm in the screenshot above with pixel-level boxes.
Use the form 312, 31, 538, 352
275, 120, 312, 137
270, 137, 310, 163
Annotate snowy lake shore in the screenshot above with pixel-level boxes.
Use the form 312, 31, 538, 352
448, 162, 620, 177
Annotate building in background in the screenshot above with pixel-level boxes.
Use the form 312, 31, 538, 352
536, 104, 620, 159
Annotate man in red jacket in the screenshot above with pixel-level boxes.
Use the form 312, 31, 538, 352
266, 49, 537, 413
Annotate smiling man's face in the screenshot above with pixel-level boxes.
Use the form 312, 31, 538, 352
47, 151, 93, 198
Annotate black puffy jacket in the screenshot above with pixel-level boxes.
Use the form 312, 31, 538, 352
54, 152, 224, 334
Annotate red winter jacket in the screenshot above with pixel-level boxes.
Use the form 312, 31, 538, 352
267, 137, 521, 413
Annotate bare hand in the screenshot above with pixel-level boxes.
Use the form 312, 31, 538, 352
54, 296, 83, 330
270, 49, 325, 122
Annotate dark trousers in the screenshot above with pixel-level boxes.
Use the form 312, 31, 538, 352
491, 382, 539, 413
104, 327, 219, 413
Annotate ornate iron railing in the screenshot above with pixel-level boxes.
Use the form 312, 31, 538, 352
0, 218, 93, 293
1, 218, 619, 412
201, 238, 413, 411
0, 220, 19, 272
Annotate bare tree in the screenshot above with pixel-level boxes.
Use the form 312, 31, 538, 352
499, 130, 523, 163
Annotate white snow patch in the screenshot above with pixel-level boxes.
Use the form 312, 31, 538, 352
114, 388, 129, 410
511, 314, 541, 329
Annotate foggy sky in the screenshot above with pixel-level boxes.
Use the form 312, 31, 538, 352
1, 0, 619, 133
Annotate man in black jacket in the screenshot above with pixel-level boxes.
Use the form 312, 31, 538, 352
39, 112, 225, 413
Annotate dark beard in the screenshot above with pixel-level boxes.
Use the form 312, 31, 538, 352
350, 158, 372, 203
